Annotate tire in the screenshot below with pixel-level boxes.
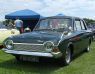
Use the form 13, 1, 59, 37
62, 48, 71, 65
85, 45, 90, 52
14, 55, 21, 61
85, 39, 91, 52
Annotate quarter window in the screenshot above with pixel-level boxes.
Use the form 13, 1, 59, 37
81, 20, 86, 30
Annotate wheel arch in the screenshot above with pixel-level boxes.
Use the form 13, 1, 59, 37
89, 37, 92, 45
67, 42, 74, 56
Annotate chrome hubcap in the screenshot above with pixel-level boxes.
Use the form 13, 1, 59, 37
87, 46, 90, 51
65, 49, 71, 63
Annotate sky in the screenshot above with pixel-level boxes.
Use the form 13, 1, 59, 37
0, 0, 95, 20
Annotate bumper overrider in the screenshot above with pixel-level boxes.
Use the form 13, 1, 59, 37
2, 48, 62, 58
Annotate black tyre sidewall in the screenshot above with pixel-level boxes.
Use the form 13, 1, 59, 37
62, 48, 71, 65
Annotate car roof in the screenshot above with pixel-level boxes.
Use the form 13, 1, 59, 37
40, 15, 81, 20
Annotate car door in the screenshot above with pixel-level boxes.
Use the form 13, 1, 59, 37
80, 20, 90, 50
72, 19, 85, 54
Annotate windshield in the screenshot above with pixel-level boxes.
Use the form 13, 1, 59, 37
34, 18, 72, 32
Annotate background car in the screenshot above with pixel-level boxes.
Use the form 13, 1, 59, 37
87, 24, 95, 40
0, 24, 19, 48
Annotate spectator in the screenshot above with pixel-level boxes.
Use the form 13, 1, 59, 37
8, 20, 15, 29
14, 18, 23, 33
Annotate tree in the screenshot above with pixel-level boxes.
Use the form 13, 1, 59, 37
83, 18, 95, 26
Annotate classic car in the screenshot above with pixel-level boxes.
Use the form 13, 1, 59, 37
2, 16, 92, 65
87, 24, 95, 40
0, 24, 19, 48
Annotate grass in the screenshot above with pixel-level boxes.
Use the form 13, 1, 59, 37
0, 42, 95, 74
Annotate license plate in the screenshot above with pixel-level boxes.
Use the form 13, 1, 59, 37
21, 56, 39, 62
30, 57, 39, 62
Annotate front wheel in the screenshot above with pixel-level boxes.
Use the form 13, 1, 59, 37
62, 48, 71, 65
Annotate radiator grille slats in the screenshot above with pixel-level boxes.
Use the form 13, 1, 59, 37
13, 43, 45, 52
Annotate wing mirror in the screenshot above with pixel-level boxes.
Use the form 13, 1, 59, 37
63, 27, 73, 35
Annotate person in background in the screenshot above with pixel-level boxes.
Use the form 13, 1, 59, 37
14, 18, 24, 33
8, 20, 15, 29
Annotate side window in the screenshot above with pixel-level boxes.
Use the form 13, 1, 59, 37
75, 20, 81, 31
74, 23, 77, 31
81, 20, 86, 30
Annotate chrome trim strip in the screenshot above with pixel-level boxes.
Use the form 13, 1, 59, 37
13, 41, 55, 46
13, 43, 44, 45
57, 33, 64, 45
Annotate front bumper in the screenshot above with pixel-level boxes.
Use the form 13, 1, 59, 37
2, 49, 62, 58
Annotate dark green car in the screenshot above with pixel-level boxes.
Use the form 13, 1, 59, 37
2, 16, 92, 65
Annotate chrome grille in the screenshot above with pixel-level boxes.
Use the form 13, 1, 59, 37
13, 43, 45, 52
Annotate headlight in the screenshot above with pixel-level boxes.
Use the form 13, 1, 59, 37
44, 41, 54, 52
5, 40, 13, 49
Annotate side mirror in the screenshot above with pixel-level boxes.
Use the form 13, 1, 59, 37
63, 27, 73, 35
63, 31, 69, 35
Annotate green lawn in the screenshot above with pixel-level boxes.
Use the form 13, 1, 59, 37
0, 42, 95, 74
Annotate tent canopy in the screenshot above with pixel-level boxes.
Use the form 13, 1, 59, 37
5, 9, 40, 19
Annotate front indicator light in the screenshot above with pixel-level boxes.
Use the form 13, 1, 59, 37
52, 48, 60, 53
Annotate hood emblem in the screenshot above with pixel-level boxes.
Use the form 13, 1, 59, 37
37, 40, 44, 43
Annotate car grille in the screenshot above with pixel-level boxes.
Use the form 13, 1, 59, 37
13, 43, 45, 52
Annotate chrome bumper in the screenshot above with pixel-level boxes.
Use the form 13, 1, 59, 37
2, 49, 62, 58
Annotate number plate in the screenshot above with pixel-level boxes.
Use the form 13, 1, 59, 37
30, 57, 39, 62
21, 56, 39, 62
